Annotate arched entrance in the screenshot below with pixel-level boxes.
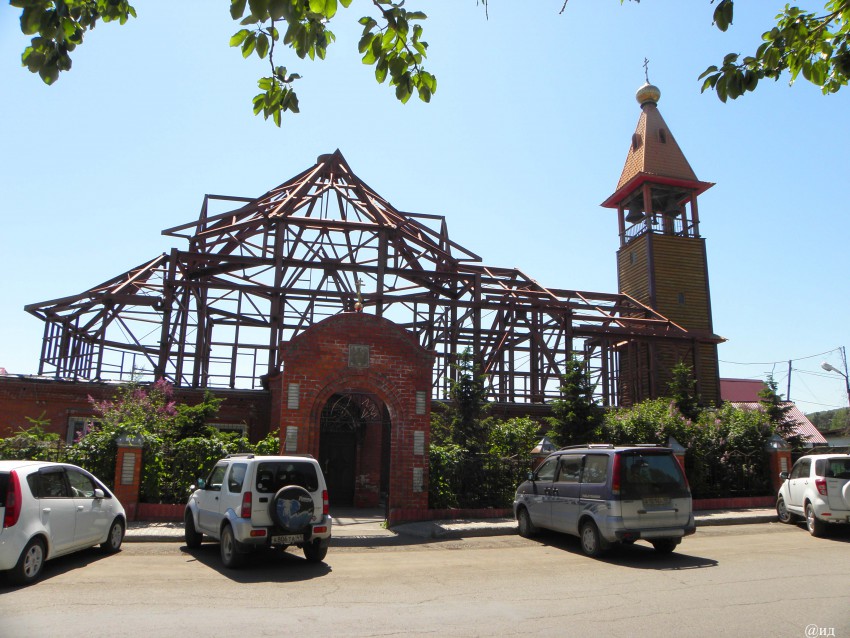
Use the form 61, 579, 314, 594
276, 312, 434, 514
318, 392, 391, 507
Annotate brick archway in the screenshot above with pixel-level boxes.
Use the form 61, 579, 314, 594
276, 312, 435, 512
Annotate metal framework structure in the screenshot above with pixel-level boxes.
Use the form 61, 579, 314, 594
26, 150, 703, 405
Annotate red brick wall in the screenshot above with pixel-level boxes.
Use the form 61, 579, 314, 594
278, 312, 435, 512
0, 376, 272, 442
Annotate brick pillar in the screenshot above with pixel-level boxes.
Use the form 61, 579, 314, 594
765, 435, 793, 493
112, 435, 144, 521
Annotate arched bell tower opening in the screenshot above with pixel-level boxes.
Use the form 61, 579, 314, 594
318, 392, 391, 507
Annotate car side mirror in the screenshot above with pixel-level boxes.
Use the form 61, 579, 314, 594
196, 479, 206, 490
93, 488, 105, 499
779, 471, 789, 480
527, 472, 535, 481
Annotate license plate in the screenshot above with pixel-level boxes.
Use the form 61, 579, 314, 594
643, 497, 671, 508
271, 534, 304, 545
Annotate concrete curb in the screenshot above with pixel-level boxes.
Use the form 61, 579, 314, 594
125, 509, 779, 543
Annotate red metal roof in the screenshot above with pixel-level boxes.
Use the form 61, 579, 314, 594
720, 378, 766, 402
730, 401, 827, 445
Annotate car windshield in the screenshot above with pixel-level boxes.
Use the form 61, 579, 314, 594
621, 453, 688, 499
255, 461, 319, 493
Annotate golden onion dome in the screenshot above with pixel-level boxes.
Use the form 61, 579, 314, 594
636, 82, 661, 106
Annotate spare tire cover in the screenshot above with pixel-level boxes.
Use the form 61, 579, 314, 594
270, 486, 315, 532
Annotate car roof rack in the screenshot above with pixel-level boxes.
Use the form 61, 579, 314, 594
804, 446, 850, 456
225, 453, 255, 459
557, 443, 614, 450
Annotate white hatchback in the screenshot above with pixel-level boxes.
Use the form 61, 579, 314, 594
0, 460, 126, 586
777, 453, 850, 536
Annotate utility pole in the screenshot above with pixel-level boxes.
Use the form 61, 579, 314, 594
821, 346, 850, 428
787, 360, 792, 400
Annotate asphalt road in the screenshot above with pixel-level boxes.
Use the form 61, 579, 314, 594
1, 523, 848, 637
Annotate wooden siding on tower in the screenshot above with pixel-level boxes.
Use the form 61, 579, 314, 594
648, 234, 711, 330
617, 234, 650, 305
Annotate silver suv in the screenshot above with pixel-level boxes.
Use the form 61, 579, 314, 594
184, 454, 332, 567
514, 444, 695, 556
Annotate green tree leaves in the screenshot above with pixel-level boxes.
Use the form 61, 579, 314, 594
15, 2, 846, 125
546, 357, 603, 447
228, 0, 433, 126
701, 1, 850, 101
14, 0, 137, 85
14, 0, 432, 127
358, 4, 434, 104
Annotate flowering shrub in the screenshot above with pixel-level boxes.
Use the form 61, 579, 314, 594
600, 399, 778, 498
0, 379, 280, 503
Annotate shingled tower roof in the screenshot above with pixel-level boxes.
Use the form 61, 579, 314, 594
602, 83, 713, 208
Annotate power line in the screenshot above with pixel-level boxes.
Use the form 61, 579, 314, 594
719, 346, 842, 367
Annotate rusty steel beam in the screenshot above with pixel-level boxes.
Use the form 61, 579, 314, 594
25, 150, 717, 405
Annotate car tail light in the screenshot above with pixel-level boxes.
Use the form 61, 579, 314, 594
675, 455, 691, 491
240, 491, 252, 518
611, 454, 621, 496
3, 470, 22, 529
815, 479, 828, 496
322, 489, 329, 516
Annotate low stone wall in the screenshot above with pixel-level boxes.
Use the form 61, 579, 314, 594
136, 496, 775, 524
388, 508, 512, 526
137, 503, 185, 521
692, 495, 774, 511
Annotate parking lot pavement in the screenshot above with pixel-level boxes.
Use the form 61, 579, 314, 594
125, 508, 778, 542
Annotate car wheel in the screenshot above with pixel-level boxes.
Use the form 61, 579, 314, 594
651, 539, 679, 554
10, 538, 46, 586
101, 518, 125, 553
517, 508, 537, 538
303, 541, 328, 563
270, 485, 315, 533
580, 520, 608, 557
805, 502, 826, 537
776, 497, 793, 524
184, 511, 203, 549
220, 524, 244, 568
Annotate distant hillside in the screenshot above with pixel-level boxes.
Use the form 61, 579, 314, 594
807, 407, 849, 432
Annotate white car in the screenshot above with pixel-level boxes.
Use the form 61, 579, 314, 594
777, 453, 850, 536
1, 460, 126, 585
184, 454, 332, 567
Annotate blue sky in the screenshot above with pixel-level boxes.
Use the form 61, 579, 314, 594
1, 2, 847, 414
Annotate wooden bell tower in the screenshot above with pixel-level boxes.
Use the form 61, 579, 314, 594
601, 81, 723, 406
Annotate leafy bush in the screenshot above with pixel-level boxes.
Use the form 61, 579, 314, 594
0, 424, 62, 461
599, 398, 696, 447
600, 398, 778, 499
1, 381, 282, 504
488, 417, 540, 459
428, 443, 464, 509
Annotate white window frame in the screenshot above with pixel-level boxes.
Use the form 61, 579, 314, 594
210, 423, 248, 437
67, 416, 100, 444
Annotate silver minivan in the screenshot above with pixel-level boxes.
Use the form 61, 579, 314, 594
514, 444, 695, 556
